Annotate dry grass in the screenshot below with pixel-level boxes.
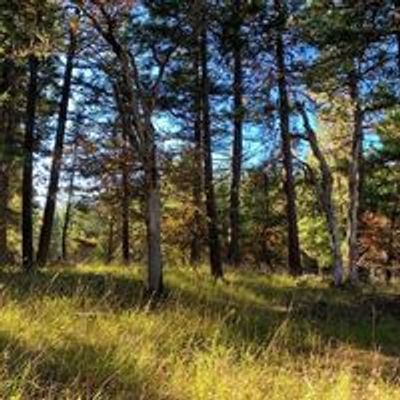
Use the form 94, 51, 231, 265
0, 264, 399, 399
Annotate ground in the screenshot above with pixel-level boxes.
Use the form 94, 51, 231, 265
0, 264, 399, 399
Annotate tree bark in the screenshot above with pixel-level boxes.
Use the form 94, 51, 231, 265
61, 138, 78, 261
228, 0, 244, 266
111, 52, 163, 293
121, 132, 131, 265
259, 171, 272, 269
200, 19, 223, 279
22, 56, 39, 271
106, 218, 115, 264
37, 29, 76, 266
0, 60, 16, 266
275, 0, 302, 275
0, 165, 8, 266
298, 105, 344, 286
387, 197, 398, 269
190, 42, 203, 266
143, 128, 163, 294
0, 106, 9, 266
347, 69, 363, 284
395, 0, 400, 70
112, 83, 132, 265
113, 76, 163, 292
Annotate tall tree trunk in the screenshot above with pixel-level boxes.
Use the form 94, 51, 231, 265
275, 0, 302, 275
299, 105, 344, 286
87, 4, 164, 295
61, 138, 78, 261
0, 107, 9, 266
112, 83, 131, 265
190, 43, 203, 266
121, 132, 131, 265
259, 172, 272, 269
0, 166, 8, 266
106, 218, 115, 264
113, 80, 163, 294
387, 197, 398, 269
395, 0, 400, 70
347, 70, 363, 283
143, 128, 163, 294
22, 56, 39, 271
61, 177, 74, 262
200, 20, 223, 279
0, 60, 16, 266
37, 29, 76, 266
228, 0, 244, 266
113, 79, 163, 292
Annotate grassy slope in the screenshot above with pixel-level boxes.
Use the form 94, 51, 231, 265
0, 264, 399, 399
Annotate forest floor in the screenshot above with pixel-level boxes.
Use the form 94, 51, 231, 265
0, 264, 399, 399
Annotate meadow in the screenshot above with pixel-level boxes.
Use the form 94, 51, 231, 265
0, 264, 399, 399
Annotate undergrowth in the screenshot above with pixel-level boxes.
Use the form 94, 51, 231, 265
0, 264, 399, 399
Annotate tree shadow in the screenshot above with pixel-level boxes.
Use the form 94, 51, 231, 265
163, 270, 400, 359
0, 330, 168, 399
0, 267, 399, 365
0, 268, 146, 310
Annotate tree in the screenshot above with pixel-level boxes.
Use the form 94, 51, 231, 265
227, 0, 244, 267
61, 134, 79, 261
112, 81, 133, 265
298, 104, 344, 285
347, 68, 363, 283
0, 61, 17, 266
37, 18, 78, 266
78, 1, 175, 295
300, 0, 396, 282
200, 5, 224, 279
190, 46, 204, 266
120, 130, 131, 265
22, 56, 39, 271
274, 0, 302, 275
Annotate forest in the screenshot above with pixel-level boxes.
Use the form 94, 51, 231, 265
1, 0, 400, 398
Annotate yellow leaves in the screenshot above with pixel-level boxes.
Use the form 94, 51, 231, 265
69, 15, 80, 35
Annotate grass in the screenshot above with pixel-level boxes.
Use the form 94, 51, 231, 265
0, 264, 399, 399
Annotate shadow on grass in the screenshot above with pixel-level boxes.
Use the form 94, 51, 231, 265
0, 267, 399, 361
0, 268, 146, 309
165, 270, 400, 359
0, 330, 166, 399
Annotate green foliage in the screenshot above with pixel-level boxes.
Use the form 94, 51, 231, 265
299, 213, 332, 269
240, 168, 286, 267
363, 109, 400, 217
0, 0, 60, 60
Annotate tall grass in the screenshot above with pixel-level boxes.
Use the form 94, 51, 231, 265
0, 264, 398, 399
